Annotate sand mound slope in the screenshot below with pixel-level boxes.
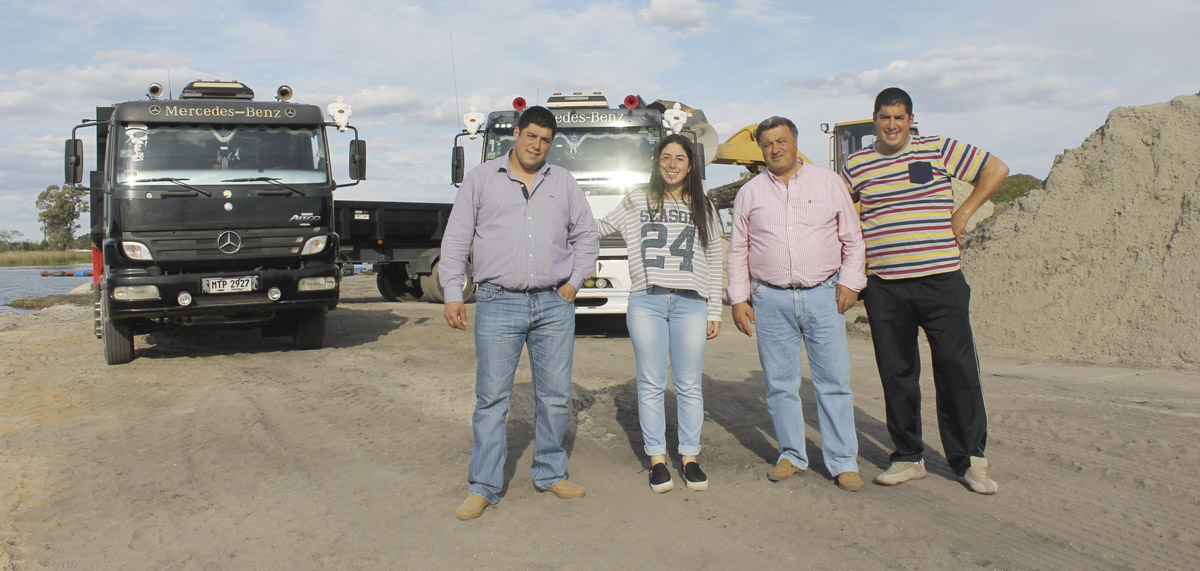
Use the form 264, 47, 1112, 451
964, 94, 1200, 366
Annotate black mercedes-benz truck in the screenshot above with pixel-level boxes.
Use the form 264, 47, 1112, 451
65, 80, 367, 364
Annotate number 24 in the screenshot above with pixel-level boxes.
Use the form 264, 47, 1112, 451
641, 223, 695, 272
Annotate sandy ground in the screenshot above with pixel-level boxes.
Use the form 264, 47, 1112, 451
1, 273, 1198, 569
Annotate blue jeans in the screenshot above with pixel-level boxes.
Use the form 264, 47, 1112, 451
751, 274, 859, 475
469, 283, 576, 504
626, 286, 710, 457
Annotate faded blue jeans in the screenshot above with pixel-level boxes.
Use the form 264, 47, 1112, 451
468, 283, 576, 504
626, 286, 710, 457
751, 274, 859, 476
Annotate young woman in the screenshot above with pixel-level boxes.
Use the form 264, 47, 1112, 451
598, 133, 723, 493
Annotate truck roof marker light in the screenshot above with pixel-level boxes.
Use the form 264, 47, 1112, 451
180, 80, 254, 100
623, 95, 640, 109
463, 106, 485, 139
512, 97, 527, 111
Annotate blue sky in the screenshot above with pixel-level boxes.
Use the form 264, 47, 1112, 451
2, 0, 1197, 242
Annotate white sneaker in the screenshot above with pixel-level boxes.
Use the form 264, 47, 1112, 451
874, 459, 927, 486
959, 456, 999, 495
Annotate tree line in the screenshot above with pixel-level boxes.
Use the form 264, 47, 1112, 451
1, 185, 90, 252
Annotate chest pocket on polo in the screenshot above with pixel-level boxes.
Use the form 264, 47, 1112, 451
908, 161, 934, 184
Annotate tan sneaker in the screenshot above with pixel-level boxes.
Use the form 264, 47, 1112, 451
874, 460, 927, 486
767, 458, 805, 481
835, 471, 864, 491
544, 479, 586, 499
959, 456, 999, 495
455, 494, 490, 520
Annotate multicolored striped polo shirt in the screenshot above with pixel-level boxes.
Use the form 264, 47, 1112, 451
841, 135, 989, 279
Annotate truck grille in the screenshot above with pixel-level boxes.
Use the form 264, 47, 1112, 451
127, 228, 323, 262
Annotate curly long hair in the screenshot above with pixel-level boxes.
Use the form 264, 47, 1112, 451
646, 133, 715, 249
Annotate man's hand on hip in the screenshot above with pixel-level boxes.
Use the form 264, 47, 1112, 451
444, 301, 468, 330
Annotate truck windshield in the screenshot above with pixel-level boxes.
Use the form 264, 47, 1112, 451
485, 125, 660, 194
115, 123, 328, 187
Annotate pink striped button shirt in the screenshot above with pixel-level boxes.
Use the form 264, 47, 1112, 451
725, 161, 866, 305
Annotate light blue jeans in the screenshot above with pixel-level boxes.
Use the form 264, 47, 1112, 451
751, 274, 859, 476
469, 283, 576, 504
626, 286, 709, 457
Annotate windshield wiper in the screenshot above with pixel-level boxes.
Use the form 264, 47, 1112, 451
132, 177, 212, 196
222, 177, 305, 196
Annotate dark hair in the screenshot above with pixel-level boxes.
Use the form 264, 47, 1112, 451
647, 133, 715, 249
754, 116, 798, 143
874, 87, 913, 116
516, 105, 558, 138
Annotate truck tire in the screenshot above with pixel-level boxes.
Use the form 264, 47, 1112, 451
101, 291, 134, 365
376, 265, 421, 302
293, 307, 326, 350
425, 260, 475, 304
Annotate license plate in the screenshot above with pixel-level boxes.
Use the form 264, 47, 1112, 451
202, 276, 258, 294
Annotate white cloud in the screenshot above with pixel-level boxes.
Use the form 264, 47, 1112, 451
786, 45, 1118, 111
727, 0, 810, 25
639, 0, 717, 34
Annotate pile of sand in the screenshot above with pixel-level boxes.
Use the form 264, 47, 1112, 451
964, 94, 1200, 367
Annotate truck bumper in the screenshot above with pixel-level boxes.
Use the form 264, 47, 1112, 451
106, 263, 339, 320
574, 254, 631, 315
573, 289, 630, 315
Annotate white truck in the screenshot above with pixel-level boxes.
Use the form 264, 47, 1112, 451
450, 92, 716, 314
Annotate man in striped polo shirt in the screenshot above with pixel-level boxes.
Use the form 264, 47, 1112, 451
842, 87, 1009, 494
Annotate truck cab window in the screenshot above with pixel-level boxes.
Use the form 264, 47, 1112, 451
117, 124, 329, 187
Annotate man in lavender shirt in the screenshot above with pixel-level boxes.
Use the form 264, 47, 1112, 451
440, 105, 599, 520
725, 116, 867, 491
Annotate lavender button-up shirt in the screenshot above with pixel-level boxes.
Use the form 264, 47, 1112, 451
439, 152, 599, 303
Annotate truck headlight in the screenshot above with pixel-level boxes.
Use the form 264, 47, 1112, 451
298, 277, 337, 291
300, 236, 328, 255
122, 241, 153, 261
113, 285, 160, 300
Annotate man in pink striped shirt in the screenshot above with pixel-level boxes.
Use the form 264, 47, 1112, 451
725, 116, 867, 491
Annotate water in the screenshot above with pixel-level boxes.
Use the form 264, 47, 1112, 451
0, 264, 93, 313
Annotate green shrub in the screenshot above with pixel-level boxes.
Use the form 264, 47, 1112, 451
992, 174, 1042, 204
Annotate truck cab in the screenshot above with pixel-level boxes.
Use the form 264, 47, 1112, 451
66, 80, 367, 364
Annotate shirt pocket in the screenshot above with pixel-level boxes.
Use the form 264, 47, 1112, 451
908, 161, 934, 184
797, 199, 838, 227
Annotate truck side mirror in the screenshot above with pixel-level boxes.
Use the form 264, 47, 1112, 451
65, 139, 84, 185
349, 139, 367, 180
452, 145, 465, 185
693, 142, 706, 180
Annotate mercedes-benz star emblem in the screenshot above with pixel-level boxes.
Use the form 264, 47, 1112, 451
217, 231, 242, 255
149, 105, 161, 116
